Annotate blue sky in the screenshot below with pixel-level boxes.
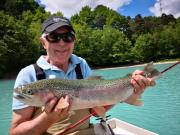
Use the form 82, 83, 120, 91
118, 0, 155, 17
36, 0, 180, 18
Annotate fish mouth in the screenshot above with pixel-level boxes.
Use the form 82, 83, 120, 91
14, 94, 25, 99
14, 94, 42, 106
14, 93, 32, 100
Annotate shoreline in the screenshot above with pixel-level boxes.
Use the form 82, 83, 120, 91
93, 60, 179, 71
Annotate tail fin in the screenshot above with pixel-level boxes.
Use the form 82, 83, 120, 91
125, 94, 143, 106
144, 62, 161, 81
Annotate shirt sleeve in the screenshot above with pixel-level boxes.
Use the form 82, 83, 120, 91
80, 58, 92, 78
12, 65, 36, 110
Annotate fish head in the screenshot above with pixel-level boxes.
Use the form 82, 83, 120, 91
14, 85, 47, 107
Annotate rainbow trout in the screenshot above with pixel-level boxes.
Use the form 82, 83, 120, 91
14, 62, 160, 110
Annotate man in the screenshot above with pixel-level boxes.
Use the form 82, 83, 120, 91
10, 16, 152, 135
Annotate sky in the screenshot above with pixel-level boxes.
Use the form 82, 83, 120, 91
36, 0, 180, 18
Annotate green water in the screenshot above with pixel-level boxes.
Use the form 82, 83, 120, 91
0, 80, 14, 135
0, 63, 179, 135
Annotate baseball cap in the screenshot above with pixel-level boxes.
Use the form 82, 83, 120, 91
42, 16, 75, 33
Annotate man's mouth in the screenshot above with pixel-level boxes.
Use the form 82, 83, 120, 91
56, 49, 68, 53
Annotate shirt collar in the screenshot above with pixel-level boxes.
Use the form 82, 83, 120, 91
36, 54, 81, 70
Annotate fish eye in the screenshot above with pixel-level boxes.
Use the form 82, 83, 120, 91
26, 89, 33, 95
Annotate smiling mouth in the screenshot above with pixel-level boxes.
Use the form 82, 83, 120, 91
56, 49, 68, 53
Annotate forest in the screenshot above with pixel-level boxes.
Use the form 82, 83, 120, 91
0, 0, 179, 78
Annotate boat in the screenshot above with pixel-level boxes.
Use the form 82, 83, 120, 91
93, 118, 158, 135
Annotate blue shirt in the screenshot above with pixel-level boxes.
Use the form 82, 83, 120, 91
12, 54, 92, 110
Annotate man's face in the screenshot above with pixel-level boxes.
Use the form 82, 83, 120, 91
42, 27, 75, 64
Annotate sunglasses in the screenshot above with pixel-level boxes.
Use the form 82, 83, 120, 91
45, 32, 75, 43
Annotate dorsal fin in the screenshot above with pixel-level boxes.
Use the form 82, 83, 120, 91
86, 76, 104, 80
125, 93, 143, 106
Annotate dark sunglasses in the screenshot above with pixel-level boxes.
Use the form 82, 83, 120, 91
45, 32, 75, 43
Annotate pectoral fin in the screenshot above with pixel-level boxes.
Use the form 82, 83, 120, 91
124, 94, 143, 106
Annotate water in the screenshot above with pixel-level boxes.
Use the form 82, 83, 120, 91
0, 63, 179, 135
0, 80, 15, 135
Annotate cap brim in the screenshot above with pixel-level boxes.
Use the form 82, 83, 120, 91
45, 22, 74, 33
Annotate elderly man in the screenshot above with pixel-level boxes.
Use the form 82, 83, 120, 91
10, 16, 152, 135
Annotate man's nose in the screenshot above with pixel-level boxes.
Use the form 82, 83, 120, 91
58, 39, 66, 45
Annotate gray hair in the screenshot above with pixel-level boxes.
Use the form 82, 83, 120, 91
41, 33, 48, 39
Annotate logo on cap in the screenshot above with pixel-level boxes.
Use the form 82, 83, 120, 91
53, 17, 68, 23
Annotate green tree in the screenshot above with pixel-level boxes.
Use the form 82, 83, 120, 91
156, 22, 180, 59
161, 13, 176, 25
0, 0, 44, 18
0, 11, 39, 77
74, 24, 93, 64
92, 5, 109, 29
132, 33, 158, 61
173, 19, 180, 57
74, 25, 132, 66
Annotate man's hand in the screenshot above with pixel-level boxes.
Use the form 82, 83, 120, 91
43, 94, 72, 123
125, 70, 154, 106
131, 70, 153, 94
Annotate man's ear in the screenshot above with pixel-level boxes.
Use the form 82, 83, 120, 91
40, 37, 46, 49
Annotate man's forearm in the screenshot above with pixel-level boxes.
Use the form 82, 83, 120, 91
10, 112, 53, 135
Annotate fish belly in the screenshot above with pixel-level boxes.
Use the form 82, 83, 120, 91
70, 86, 134, 110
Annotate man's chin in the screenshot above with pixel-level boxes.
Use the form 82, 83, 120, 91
55, 54, 70, 62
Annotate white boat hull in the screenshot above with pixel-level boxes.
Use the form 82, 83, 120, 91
93, 118, 158, 135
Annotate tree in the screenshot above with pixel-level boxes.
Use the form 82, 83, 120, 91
132, 33, 158, 62
0, 11, 39, 77
144, 16, 162, 33
157, 22, 180, 58
74, 24, 93, 64
161, 13, 176, 25
0, 0, 44, 18
173, 19, 180, 57
74, 25, 132, 66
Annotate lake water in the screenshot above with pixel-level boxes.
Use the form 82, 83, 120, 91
0, 63, 179, 135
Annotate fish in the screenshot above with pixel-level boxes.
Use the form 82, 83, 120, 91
14, 62, 161, 110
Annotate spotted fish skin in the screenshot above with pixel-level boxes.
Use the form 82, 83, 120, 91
14, 62, 160, 110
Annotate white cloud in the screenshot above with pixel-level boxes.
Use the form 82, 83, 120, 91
149, 0, 180, 18
39, 0, 132, 18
